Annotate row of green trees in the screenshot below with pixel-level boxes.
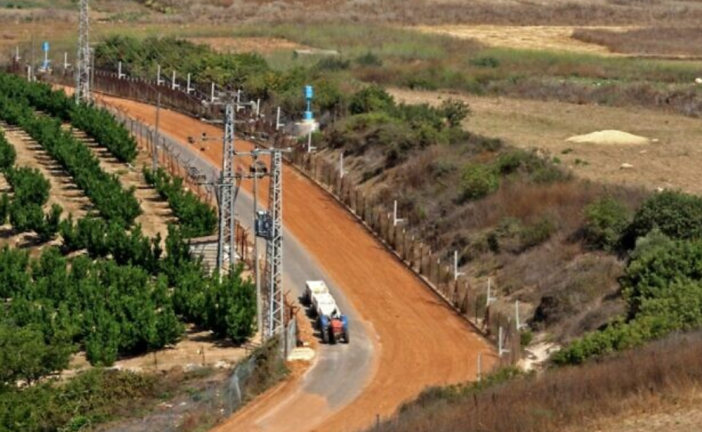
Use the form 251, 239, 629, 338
0, 94, 141, 226
143, 167, 217, 238
0, 130, 63, 241
0, 73, 138, 163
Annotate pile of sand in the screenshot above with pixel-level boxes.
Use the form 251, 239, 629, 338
566, 130, 651, 145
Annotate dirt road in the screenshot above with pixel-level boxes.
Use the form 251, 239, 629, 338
98, 94, 495, 432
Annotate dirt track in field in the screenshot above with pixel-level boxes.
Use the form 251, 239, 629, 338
98, 93, 495, 432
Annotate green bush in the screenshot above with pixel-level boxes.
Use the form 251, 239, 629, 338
584, 197, 630, 251
349, 85, 395, 115
439, 99, 471, 128
205, 268, 257, 344
459, 163, 500, 202
626, 191, 702, 244
556, 238, 702, 365
355, 51, 383, 67
520, 218, 555, 251
0, 132, 16, 172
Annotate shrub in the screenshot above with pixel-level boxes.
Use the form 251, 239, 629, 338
519, 218, 555, 251
584, 197, 630, 251
0, 133, 16, 172
470, 56, 501, 68
459, 163, 500, 202
355, 52, 383, 67
349, 85, 395, 115
626, 190, 702, 245
439, 98, 471, 128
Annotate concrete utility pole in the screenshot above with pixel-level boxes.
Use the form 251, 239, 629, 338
152, 93, 161, 171
75, 0, 91, 104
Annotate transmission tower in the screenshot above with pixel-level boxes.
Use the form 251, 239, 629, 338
75, 0, 91, 103
264, 150, 284, 338
216, 104, 237, 273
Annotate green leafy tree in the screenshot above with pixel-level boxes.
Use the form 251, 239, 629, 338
349, 85, 395, 115
459, 163, 500, 202
584, 197, 630, 251
0, 324, 71, 386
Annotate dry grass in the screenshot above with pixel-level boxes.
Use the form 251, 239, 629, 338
573, 27, 702, 58
369, 330, 702, 432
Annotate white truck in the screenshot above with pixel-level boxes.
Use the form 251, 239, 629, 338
303, 280, 349, 344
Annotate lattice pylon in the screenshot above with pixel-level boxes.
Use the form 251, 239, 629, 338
216, 104, 236, 274
264, 151, 284, 338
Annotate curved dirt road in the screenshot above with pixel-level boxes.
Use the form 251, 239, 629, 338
99, 94, 496, 432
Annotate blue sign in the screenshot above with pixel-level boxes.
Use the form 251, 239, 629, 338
42, 42, 50, 52
304, 85, 314, 120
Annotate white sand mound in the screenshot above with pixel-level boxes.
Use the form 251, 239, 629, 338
566, 130, 651, 146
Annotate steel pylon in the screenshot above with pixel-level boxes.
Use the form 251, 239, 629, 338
216, 104, 237, 274
264, 150, 284, 338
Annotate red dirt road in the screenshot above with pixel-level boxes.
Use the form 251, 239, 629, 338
99, 94, 496, 432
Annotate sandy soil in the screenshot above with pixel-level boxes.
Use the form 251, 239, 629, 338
389, 88, 702, 195
415, 25, 633, 55
97, 93, 496, 432
186, 37, 307, 54
69, 128, 173, 240
69, 326, 252, 375
566, 130, 651, 146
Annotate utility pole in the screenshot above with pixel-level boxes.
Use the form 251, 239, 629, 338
75, 0, 91, 104
252, 154, 263, 335
265, 150, 285, 338
216, 104, 237, 275
152, 93, 161, 171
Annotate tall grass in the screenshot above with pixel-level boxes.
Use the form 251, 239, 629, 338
369, 330, 702, 432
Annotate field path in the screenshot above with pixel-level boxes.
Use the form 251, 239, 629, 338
97, 93, 495, 432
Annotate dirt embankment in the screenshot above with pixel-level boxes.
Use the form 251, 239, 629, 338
98, 93, 495, 432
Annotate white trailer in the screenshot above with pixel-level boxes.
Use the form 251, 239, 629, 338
303, 280, 349, 344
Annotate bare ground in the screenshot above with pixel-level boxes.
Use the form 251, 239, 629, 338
69, 128, 174, 240
389, 88, 702, 196
416, 25, 633, 55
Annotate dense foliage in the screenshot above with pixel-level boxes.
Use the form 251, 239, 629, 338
555, 230, 702, 365
583, 197, 630, 251
96, 35, 269, 87
626, 190, 702, 244
143, 167, 217, 238
0, 246, 182, 365
0, 73, 138, 163
0, 94, 141, 226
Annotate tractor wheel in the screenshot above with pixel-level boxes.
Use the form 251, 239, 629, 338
329, 329, 336, 345
344, 329, 350, 344
322, 327, 329, 344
